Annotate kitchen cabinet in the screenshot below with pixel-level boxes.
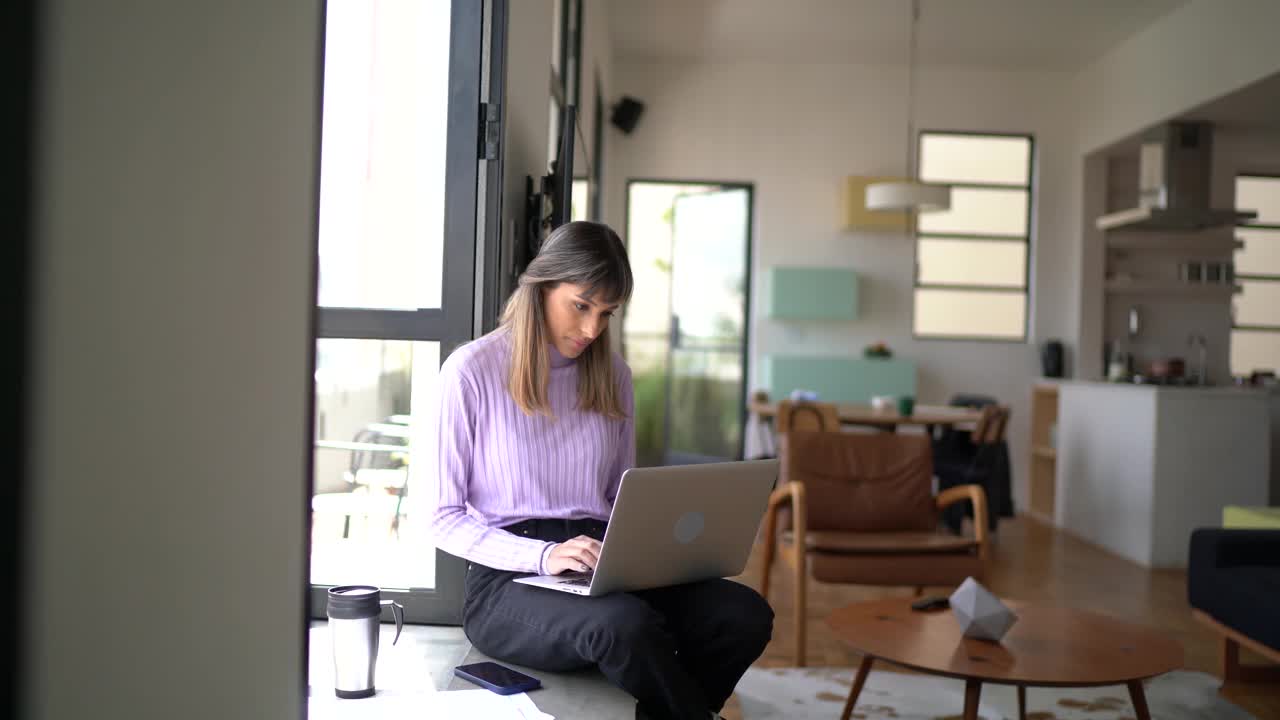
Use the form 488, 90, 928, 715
1055, 381, 1273, 568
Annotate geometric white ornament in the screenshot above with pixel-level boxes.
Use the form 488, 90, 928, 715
949, 576, 1018, 642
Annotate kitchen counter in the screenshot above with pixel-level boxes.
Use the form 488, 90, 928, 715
1057, 379, 1274, 396
1054, 380, 1274, 568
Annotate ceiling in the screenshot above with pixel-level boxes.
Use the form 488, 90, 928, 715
606, 0, 1186, 71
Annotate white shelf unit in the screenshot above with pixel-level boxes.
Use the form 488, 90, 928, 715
1104, 280, 1240, 298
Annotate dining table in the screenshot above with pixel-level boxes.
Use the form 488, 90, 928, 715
747, 399, 983, 459
748, 399, 983, 431
748, 398, 1011, 531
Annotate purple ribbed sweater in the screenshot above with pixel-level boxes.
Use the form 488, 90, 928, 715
427, 330, 635, 574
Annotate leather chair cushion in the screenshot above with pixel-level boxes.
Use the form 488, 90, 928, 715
807, 549, 982, 587
781, 431, 936, 532
781, 529, 977, 554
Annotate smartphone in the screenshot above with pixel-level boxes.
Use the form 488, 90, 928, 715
453, 661, 542, 695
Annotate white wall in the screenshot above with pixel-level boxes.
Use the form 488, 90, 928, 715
610, 60, 1077, 510
25, 1, 318, 717
1071, 0, 1280, 157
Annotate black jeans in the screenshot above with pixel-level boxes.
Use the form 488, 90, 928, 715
462, 518, 774, 720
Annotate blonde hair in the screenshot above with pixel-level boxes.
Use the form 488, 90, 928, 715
500, 221, 634, 418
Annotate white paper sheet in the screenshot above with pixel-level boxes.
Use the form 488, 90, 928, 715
506, 692, 555, 720
308, 689, 553, 720
431, 690, 554, 719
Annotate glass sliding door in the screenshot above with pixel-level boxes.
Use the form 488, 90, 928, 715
623, 181, 753, 466
309, 0, 499, 624
665, 187, 751, 463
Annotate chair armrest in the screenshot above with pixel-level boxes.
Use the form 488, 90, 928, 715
766, 482, 807, 545
936, 484, 989, 558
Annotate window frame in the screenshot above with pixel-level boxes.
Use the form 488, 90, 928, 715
911, 130, 1035, 343
308, 0, 502, 626
547, 0, 580, 174
556, 0, 582, 110
1231, 174, 1280, 374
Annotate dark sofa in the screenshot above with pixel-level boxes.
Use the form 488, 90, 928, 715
1187, 528, 1280, 684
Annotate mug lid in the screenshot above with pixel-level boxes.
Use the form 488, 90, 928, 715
327, 585, 381, 619
329, 585, 379, 597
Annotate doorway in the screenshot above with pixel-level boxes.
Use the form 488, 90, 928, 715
623, 180, 754, 466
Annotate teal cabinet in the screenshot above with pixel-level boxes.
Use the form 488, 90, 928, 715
767, 267, 858, 320
760, 355, 916, 404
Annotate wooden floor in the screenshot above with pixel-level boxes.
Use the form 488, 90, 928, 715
722, 515, 1280, 720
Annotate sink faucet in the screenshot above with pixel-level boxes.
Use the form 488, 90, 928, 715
1188, 333, 1208, 385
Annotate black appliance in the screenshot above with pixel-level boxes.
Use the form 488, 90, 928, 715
1041, 340, 1064, 378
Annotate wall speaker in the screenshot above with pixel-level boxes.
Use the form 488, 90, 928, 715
610, 96, 645, 134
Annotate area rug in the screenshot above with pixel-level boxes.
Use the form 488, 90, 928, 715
734, 667, 1253, 720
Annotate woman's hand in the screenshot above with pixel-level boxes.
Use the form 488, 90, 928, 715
544, 535, 602, 574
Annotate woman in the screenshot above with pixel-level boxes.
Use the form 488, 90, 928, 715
429, 221, 773, 720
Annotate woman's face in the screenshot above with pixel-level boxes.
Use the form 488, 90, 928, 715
542, 282, 619, 359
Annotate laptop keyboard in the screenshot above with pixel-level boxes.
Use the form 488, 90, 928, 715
558, 574, 593, 587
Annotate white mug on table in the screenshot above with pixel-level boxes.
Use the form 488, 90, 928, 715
870, 395, 896, 412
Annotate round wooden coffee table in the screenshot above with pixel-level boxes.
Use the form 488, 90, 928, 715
826, 598, 1183, 720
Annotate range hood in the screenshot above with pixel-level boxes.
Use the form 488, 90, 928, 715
1095, 122, 1257, 231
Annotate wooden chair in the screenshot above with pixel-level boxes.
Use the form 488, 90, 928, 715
749, 390, 776, 458
936, 404, 1011, 534
972, 403, 1010, 446
753, 399, 840, 459
775, 399, 840, 432
759, 430, 990, 666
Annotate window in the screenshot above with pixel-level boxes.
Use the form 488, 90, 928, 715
310, 0, 493, 624
1232, 175, 1280, 376
913, 132, 1033, 341
571, 178, 590, 221
624, 182, 753, 466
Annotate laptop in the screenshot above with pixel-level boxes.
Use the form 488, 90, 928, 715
513, 459, 779, 597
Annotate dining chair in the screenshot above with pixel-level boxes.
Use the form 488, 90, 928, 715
936, 404, 1011, 535
931, 392, 998, 449
759, 430, 990, 666
775, 399, 840, 433
749, 390, 777, 459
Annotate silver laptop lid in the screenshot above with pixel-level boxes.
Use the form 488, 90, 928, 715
589, 459, 779, 596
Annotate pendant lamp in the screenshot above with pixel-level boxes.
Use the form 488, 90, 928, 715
866, 0, 950, 213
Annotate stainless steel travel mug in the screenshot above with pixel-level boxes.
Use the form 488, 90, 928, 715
326, 585, 404, 699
